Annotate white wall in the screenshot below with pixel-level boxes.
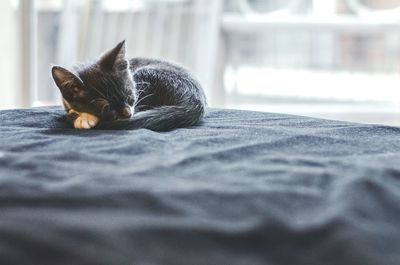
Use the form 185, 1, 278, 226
0, 0, 18, 109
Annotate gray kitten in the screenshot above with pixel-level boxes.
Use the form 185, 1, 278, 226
51, 40, 206, 131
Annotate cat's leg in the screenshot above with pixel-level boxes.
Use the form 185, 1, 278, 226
67, 110, 99, 129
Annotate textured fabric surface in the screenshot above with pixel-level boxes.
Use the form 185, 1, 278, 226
0, 107, 400, 265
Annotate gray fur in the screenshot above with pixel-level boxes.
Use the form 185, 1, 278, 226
51, 41, 207, 131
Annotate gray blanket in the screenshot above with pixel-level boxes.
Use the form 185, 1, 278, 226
0, 107, 400, 265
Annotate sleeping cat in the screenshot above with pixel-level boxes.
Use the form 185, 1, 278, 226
51, 40, 206, 131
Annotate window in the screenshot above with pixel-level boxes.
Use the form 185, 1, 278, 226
1, 0, 400, 125
222, 0, 400, 124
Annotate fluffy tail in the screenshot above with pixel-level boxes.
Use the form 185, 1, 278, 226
96, 104, 205, 131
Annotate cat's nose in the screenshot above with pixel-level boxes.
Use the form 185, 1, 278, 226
120, 107, 132, 119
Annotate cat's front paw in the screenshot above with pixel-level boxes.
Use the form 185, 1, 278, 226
74, 113, 99, 129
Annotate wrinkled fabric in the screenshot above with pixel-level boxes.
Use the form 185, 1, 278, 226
0, 107, 400, 265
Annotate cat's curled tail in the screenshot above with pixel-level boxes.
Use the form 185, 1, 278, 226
96, 103, 205, 131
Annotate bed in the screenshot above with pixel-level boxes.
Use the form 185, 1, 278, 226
0, 106, 399, 265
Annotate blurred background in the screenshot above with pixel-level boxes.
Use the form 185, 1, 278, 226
1, 0, 400, 125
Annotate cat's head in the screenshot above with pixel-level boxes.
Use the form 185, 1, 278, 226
51, 40, 135, 122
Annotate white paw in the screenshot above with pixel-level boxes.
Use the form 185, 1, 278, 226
74, 113, 99, 129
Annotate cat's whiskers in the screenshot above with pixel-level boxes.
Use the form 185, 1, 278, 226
134, 86, 149, 102
134, 93, 154, 108
135, 81, 150, 86
134, 90, 145, 102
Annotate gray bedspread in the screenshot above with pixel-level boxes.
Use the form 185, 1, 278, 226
0, 107, 400, 265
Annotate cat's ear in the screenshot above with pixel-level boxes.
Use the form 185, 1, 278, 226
98, 40, 127, 71
51, 66, 85, 101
